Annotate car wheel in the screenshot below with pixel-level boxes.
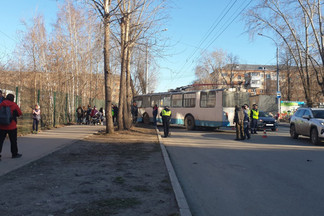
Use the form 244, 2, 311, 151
311, 128, 320, 145
185, 115, 195, 130
143, 113, 150, 124
290, 125, 299, 139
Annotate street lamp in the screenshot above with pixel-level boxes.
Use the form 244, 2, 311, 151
258, 33, 281, 117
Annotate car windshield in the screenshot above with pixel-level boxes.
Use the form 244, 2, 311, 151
259, 111, 271, 117
312, 110, 324, 119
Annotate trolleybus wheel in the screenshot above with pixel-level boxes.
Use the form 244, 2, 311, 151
185, 115, 195, 130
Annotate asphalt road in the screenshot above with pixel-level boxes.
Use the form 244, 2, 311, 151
160, 125, 324, 216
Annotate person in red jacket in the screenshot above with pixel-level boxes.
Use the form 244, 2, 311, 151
0, 94, 23, 160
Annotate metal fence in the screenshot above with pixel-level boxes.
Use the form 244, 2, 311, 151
0, 84, 105, 134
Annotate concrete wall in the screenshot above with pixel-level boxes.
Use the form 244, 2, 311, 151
250, 95, 277, 113
222, 91, 250, 107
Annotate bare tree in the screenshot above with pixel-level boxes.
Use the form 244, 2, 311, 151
245, 0, 324, 106
115, 0, 168, 130
88, 0, 115, 133
194, 49, 239, 89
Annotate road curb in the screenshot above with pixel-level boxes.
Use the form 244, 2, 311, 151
155, 127, 192, 216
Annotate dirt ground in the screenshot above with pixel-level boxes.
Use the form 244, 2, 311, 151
0, 124, 179, 216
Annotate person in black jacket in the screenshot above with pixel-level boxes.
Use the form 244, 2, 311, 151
160, 106, 172, 137
152, 104, 158, 126
131, 102, 138, 124
233, 105, 244, 140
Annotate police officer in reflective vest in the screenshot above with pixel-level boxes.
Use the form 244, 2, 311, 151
250, 104, 259, 134
160, 106, 172, 137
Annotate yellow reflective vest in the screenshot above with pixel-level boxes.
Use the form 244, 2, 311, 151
161, 109, 171, 116
251, 109, 259, 119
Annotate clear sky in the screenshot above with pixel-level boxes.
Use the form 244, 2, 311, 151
0, 0, 278, 93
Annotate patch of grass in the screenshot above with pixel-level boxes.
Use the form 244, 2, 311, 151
113, 176, 125, 184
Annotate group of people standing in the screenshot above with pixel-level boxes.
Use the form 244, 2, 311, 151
76, 105, 107, 125
233, 104, 259, 140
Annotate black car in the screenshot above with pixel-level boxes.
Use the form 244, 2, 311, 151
257, 111, 278, 131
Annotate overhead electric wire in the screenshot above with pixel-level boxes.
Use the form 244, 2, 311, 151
173, 0, 239, 77
167, 0, 253, 89
201, 0, 253, 55
0, 30, 18, 43
163, 0, 243, 90
182, 0, 239, 67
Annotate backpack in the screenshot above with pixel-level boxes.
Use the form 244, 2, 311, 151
0, 106, 12, 125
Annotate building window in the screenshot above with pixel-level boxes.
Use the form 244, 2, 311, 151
266, 74, 271, 79
238, 75, 241, 80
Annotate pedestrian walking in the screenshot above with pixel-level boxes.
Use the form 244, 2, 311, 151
0, 94, 23, 160
250, 104, 259, 134
86, 105, 91, 125
112, 104, 118, 124
233, 105, 244, 140
243, 104, 250, 140
160, 106, 172, 138
99, 107, 104, 124
131, 102, 138, 124
153, 104, 158, 126
32, 104, 41, 134
76, 106, 83, 125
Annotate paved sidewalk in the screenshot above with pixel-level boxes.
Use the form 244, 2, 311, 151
0, 125, 104, 176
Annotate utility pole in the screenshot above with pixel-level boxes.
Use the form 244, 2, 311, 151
258, 33, 281, 117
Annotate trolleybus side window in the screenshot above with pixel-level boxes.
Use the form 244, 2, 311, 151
143, 96, 151, 108
200, 91, 216, 108
172, 94, 183, 108
184, 93, 196, 107
134, 97, 143, 108
161, 95, 171, 107
151, 95, 160, 107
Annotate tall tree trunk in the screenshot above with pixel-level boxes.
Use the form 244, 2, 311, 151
125, 46, 133, 129
118, 18, 126, 130
104, 0, 114, 133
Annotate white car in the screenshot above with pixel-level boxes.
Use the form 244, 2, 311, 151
290, 108, 324, 145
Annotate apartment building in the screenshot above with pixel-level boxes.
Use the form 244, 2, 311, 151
214, 64, 278, 95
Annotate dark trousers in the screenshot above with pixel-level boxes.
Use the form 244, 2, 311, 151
132, 115, 138, 124
251, 119, 258, 133
243, 121, 250, 139
162, 116, 170, 137
153, 114, 157, 126
77, 117, 82, 124
33, 119, 39, 131
0, 129, 18, 156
